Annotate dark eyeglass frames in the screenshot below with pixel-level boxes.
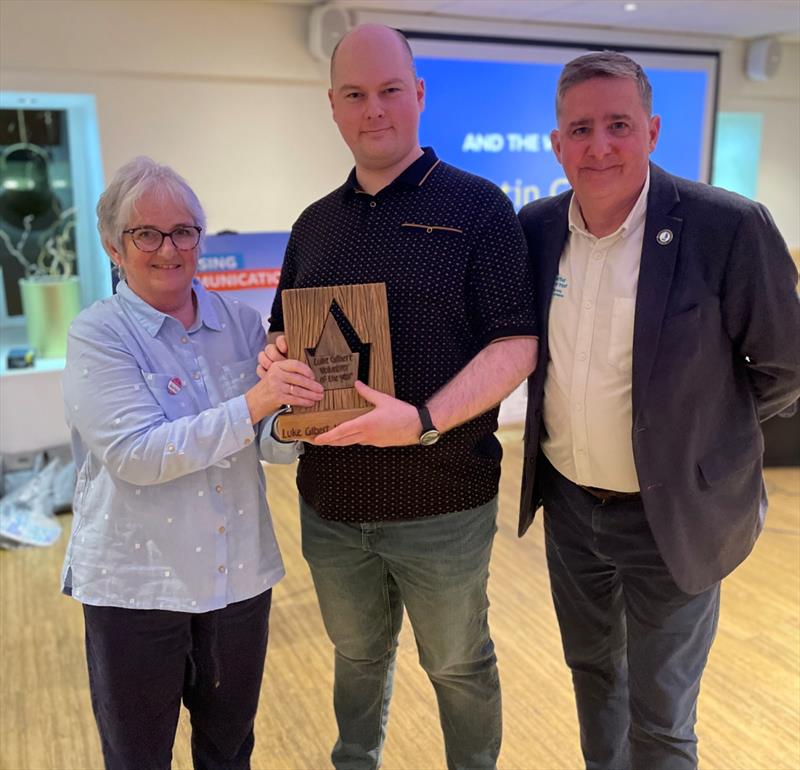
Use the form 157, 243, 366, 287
122, 225, 202, 252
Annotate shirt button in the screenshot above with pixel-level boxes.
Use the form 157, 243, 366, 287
181, 336, 189, 344
215, 484, 223, 493
369, 200, 377, 208
218, 526, 225, 534
167, 443, 175, 452
218, 565, 226, 574
193, 371, 201, 380
584, 300, 593, 310
575, 404, 583, 411
578, 352, 587, 361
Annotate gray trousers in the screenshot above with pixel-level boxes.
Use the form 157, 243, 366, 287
541, 459, 720, 770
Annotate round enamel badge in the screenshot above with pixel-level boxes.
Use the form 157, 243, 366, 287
656, 229, 673, 245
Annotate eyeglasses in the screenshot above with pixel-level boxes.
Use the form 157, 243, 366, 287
122, 226, 202, 252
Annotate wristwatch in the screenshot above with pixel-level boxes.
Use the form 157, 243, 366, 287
417, 405, 441, 446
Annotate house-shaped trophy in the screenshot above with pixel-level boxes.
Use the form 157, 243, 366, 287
274, 283, 394, 441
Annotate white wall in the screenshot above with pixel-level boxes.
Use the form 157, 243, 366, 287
1, 0, 351, 232
2, 0, 798, 243
717, 40, 800, 246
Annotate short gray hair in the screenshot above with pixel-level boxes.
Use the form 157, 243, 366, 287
97, 157, 206, 270
556, 51, 653, 118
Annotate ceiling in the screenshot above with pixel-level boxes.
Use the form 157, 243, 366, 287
297, 0, 800, 42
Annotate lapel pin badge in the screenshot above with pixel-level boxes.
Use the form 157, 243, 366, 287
167, 376, 183, 395
656, 228, 673, 245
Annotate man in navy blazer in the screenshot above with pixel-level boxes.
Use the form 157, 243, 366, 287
518, 52, 800, 770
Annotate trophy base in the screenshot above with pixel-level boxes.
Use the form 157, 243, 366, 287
275, 408, 373, 442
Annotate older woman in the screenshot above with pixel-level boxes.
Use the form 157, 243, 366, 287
61, 157, 322, 770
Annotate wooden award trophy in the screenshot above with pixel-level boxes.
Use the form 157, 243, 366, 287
273, 283, 394, 441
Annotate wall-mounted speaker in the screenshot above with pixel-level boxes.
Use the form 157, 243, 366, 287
308, 4, 353, 63
745, 37, 782, 81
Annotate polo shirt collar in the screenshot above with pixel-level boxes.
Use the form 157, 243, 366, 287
344, 146, 440, 195
116, 277, 222, 336
568, 167, 651, 242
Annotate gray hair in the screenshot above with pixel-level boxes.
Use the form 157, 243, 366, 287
556, 51, 653, 118
96, 157, 206, 273
330, 25, 417, 84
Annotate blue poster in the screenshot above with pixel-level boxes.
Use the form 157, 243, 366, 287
198, 231, 288, 323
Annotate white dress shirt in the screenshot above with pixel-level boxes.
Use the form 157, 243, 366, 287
542, 171, 650, 492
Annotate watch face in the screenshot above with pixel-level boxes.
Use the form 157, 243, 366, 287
419, 429, 440, 446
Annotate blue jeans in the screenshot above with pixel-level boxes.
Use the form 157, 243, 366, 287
300, 497, 501, 770
542, 459, 720, 770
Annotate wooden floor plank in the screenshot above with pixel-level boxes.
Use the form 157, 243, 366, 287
1, 429, 797, 770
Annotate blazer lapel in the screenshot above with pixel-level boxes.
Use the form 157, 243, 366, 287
538, 195, 571, 358
632, 164, 682, 423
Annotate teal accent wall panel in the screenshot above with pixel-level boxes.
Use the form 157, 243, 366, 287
712, 112, 763, 200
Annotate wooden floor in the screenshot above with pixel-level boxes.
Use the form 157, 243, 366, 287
1, 428, 798, 770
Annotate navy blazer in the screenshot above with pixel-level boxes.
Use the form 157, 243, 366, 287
518, 163, 800, 594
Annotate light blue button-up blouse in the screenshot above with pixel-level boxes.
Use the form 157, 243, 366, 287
61, 278, 300, 612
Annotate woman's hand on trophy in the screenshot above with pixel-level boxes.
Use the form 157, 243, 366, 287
247, 357, 323, 423
257, 334, 289, 379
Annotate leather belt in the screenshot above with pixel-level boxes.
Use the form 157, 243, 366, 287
579, 485, 642, 503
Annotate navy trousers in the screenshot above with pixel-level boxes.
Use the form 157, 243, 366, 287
541, 460, 720, 770
82, 590, 272, 770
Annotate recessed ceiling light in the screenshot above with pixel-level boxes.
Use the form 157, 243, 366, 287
624, 2, 638, 10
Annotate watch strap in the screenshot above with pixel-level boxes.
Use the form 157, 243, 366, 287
417, 405, 436, 434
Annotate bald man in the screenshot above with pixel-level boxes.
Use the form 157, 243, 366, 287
260, 24, 538, 770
